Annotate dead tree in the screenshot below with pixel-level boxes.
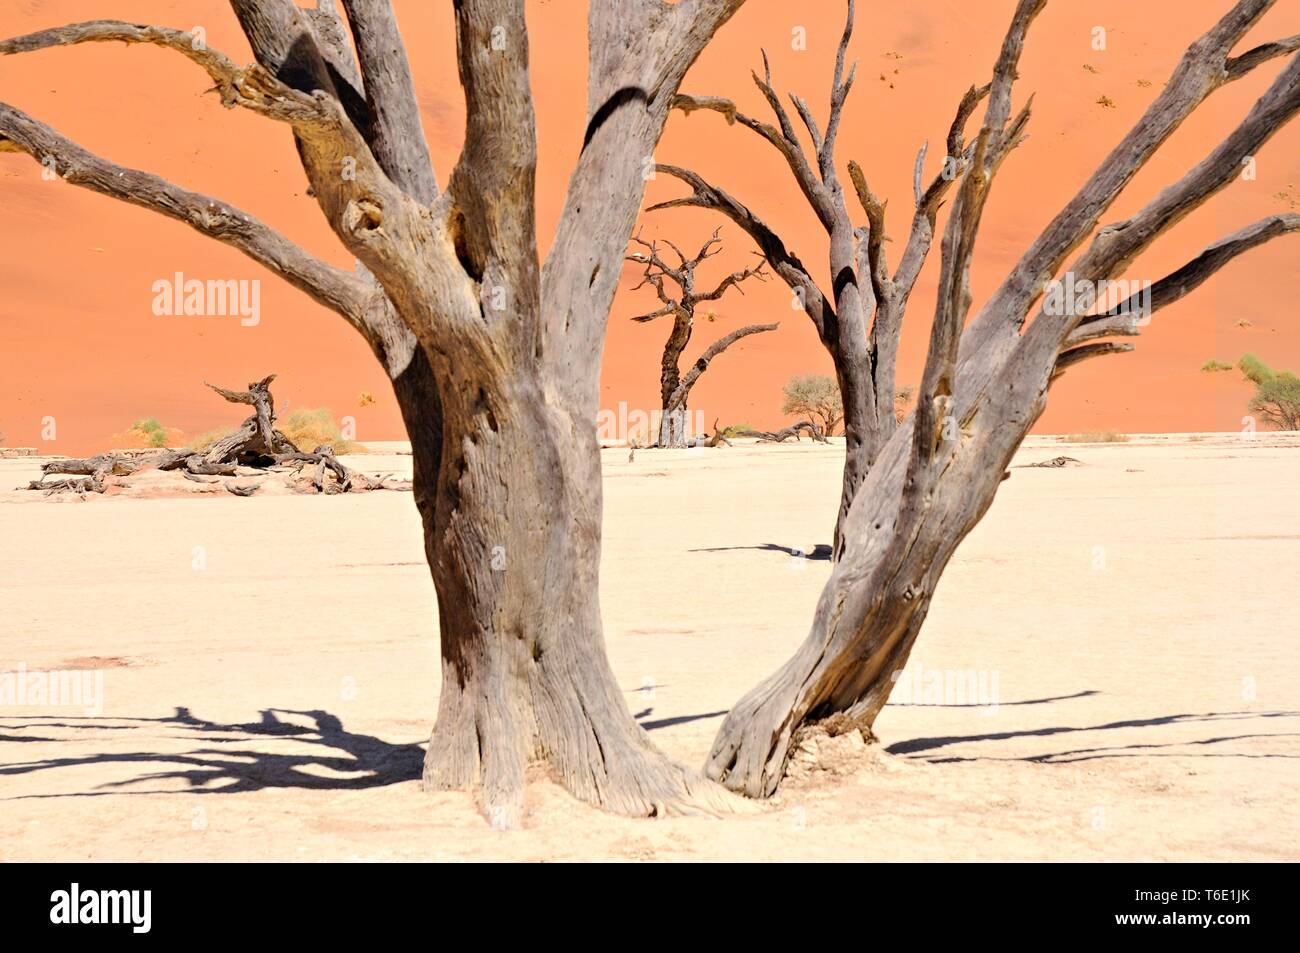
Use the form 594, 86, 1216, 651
626, 229, 775, 446
2, 0, 1297, 817
22, 375, 389, 495
0, 0, 749, 823
735, 422, 829, 444
686, 0, 1300, 797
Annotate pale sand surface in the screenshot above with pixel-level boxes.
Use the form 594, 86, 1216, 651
0, 433, 1296, 861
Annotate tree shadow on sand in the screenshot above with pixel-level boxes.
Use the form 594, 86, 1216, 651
0, 707, 424, 799
688, 543, 833, 561
887, 710, 1300, 763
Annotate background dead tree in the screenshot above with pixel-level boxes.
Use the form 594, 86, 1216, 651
3, 0, 1297, 819
626, 228, 775, 446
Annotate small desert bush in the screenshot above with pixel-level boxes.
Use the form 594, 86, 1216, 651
1201, 359, 1234, 373
279, 408, 357, 454
782, 374, 842, 436
1060, 430, 1129, 443
1237, 353, 1300, 430
722, 422, 753, 437
189, 408, 358, 453
109, 417, 185, 449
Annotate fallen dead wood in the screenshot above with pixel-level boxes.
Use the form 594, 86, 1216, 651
21, 376, 410, 497
705, 418, 731, 448
733, 421, 829, 444
1016, 456, 1083, 468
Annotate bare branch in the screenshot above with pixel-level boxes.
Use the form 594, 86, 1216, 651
693, 259, 769, 302
1067, 213, 1300, 346
959, 0, 1285, 364
908, 0, 1044, 484
0, 20, 346, 130
341, 0, 439, 204
1036, 52, 1300, 362
1226, 33, 1300, 80
1053, 342, 1135, 377
652, 164, 832, 337
540, 0, 748, 395
823, 0, 857, 163
672, 76, 837, 231
0, 103, 371, 326
692, 227, 725, 265
666, 323, 779, 410
445, 0, 539, 297
847, 160, 889, 304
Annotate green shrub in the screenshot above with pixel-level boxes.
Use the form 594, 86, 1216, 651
1060, 430, 1129, 443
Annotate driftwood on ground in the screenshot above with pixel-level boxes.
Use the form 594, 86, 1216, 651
1016, 455, 1084, 468
732, 421, 829, 444
21, 376, 410, 497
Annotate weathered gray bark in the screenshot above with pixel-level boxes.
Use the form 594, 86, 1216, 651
703, 0, 1300, 797
737, 422, 828, 444
20, 376, 392, 495
1, 0, 748, 821
627, 230, 773, 446
658, 0, 991, 558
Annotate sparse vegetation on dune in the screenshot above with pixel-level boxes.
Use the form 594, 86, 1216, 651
190, 407, 358, 454
1060, 430, 1130, 443
280, 408, 359, 454
108, 417, 185, 450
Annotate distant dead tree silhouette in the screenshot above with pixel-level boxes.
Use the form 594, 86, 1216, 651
2, 0, 1299, 811
626, 228, 775, 446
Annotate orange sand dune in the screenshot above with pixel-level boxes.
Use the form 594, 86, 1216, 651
1, 0, 1298, 454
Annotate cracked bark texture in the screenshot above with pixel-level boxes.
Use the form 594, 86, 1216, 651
0, 0, 747, 823
699, 0, 1300, 797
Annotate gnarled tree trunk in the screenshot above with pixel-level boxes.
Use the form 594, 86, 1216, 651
702, 0, 1300, 796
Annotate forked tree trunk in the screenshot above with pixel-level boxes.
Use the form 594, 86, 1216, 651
399, 354, 732, 825
705, 402, 1029, 796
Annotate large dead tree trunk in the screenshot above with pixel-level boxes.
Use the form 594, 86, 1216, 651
626, 229, 773, 446
0, 0, 748, 821
697, 0, 1300, 796
3, 0, 1298, 817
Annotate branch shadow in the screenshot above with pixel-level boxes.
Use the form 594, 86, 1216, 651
888, 710, 1300, 763
0, 706, 424, 799
688, 543, 833, 560
635, 709, 729, 731
887, 689, 1101, 709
